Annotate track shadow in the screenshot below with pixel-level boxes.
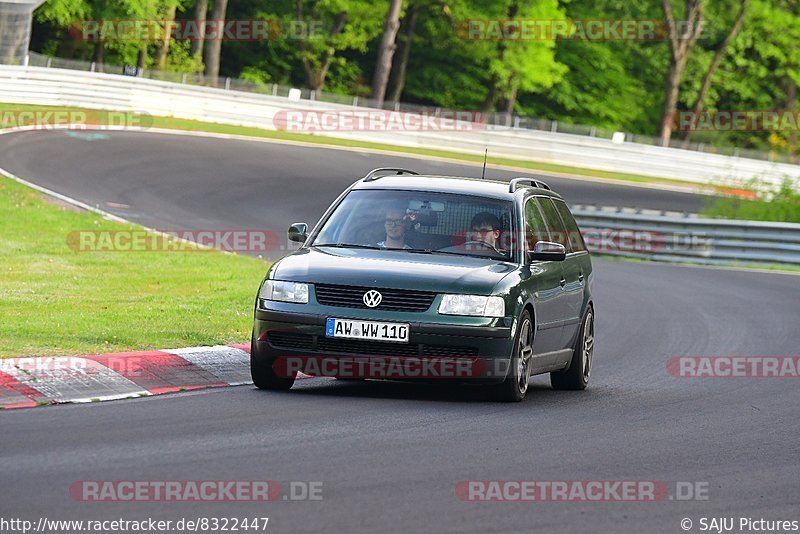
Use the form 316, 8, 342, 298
256, 375, 591, 404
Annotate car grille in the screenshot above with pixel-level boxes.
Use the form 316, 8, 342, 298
267, 332, 314, 351
314, 284, 436, 312
267, 332, 478, 358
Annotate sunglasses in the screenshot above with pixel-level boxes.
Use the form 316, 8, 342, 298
385, 218, 406, 227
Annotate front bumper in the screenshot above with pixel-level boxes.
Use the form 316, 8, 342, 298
253, 308, 515, 383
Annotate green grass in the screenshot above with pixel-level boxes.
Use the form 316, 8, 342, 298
0, 176, 268, 358
0, 103, 695, 189
700, 179, 800, 223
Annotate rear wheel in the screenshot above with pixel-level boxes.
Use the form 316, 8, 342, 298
250, 331, 295, 390
493, 310, 534, 402
551, 306, 594, 391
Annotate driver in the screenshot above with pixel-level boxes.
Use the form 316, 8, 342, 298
465, 212, 502, 251
377, 207, 412, 249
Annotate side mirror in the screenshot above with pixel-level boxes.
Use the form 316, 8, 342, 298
528, 241, 566, 262
287, 222, 309, 243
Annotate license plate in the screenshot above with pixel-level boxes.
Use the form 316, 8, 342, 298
325, 318, 410, 343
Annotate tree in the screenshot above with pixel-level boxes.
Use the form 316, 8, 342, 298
293, 0, 384, 92
370, 0, 403, 106
387, 1, 419, 104
155, 1, 179, 70
681, 0, 749, 146
204, 0, 228, 79
658, 0, 705, 146
190, 0, 207, 61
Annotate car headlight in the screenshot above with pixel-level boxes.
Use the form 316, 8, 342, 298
438, 295, 505, 317
259, 280, 309, 304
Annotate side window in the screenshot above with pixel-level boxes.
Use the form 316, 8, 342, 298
553, 200, 587, 252
524, 198, 548, 251
535, 197, 570, 252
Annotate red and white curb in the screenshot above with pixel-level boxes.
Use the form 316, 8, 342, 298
0, 344, 312, 410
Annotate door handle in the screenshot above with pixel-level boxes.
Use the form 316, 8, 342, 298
560, 278, 566, 288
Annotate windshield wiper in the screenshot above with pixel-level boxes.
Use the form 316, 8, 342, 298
312, 243, 382, 250
405, 248, 506, 261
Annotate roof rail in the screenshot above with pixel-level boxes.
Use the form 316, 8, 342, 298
508, 177, 551, 193
362, 168, 420, 182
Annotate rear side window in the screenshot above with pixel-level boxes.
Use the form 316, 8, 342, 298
553, 200, 587, 252
535, 197, 570, 251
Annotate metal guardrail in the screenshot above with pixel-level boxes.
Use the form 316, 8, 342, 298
19, 51, 792, 164
1, 65, 799, 189
571, 205, 800, 266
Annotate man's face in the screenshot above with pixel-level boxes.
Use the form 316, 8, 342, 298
384, 210, 407, 240
467, 225, 500, 247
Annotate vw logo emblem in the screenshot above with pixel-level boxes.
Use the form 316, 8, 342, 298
363, 290, 383, 308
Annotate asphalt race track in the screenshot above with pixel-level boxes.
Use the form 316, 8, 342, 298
0, 130, 707, 260
1, 129, 798, 533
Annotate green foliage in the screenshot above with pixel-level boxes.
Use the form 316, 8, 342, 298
27, 0, 800, 158
701, 178, 800, 222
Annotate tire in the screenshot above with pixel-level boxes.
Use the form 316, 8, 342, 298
493, 310, 534, 402
551, 305, 594, 391
250, 331, 296, 390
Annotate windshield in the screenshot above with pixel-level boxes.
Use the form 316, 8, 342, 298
311, 190, 515, 261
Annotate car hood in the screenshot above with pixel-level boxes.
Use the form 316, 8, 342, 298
271, 247, 517, 294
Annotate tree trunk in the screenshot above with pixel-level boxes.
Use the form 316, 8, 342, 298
658, 0, 705, 146
658, 57, 686, 146
481, 75, 499, 114
681, 0, 749, 147
136, 46, 147, 73
370, 0, 404, 107
190, 0, 208, 60
788, 78, 797, 163
504, 76, 519, 125
387, 2, 419, 105
93, 41, 104, 73
204, 0, 229, 80
156, 3, 177, 71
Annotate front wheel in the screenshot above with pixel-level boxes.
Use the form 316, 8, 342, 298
493, 310, 534, 402
550, 306, 594, 391
250, 332, 295, 390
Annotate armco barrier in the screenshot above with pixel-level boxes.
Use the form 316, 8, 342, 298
1, 65, 799, 188
572, 205, 800, 266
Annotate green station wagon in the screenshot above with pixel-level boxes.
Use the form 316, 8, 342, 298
251, 168, 594, 401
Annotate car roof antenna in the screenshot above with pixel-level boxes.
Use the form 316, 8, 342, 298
481, 148, 488, 179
